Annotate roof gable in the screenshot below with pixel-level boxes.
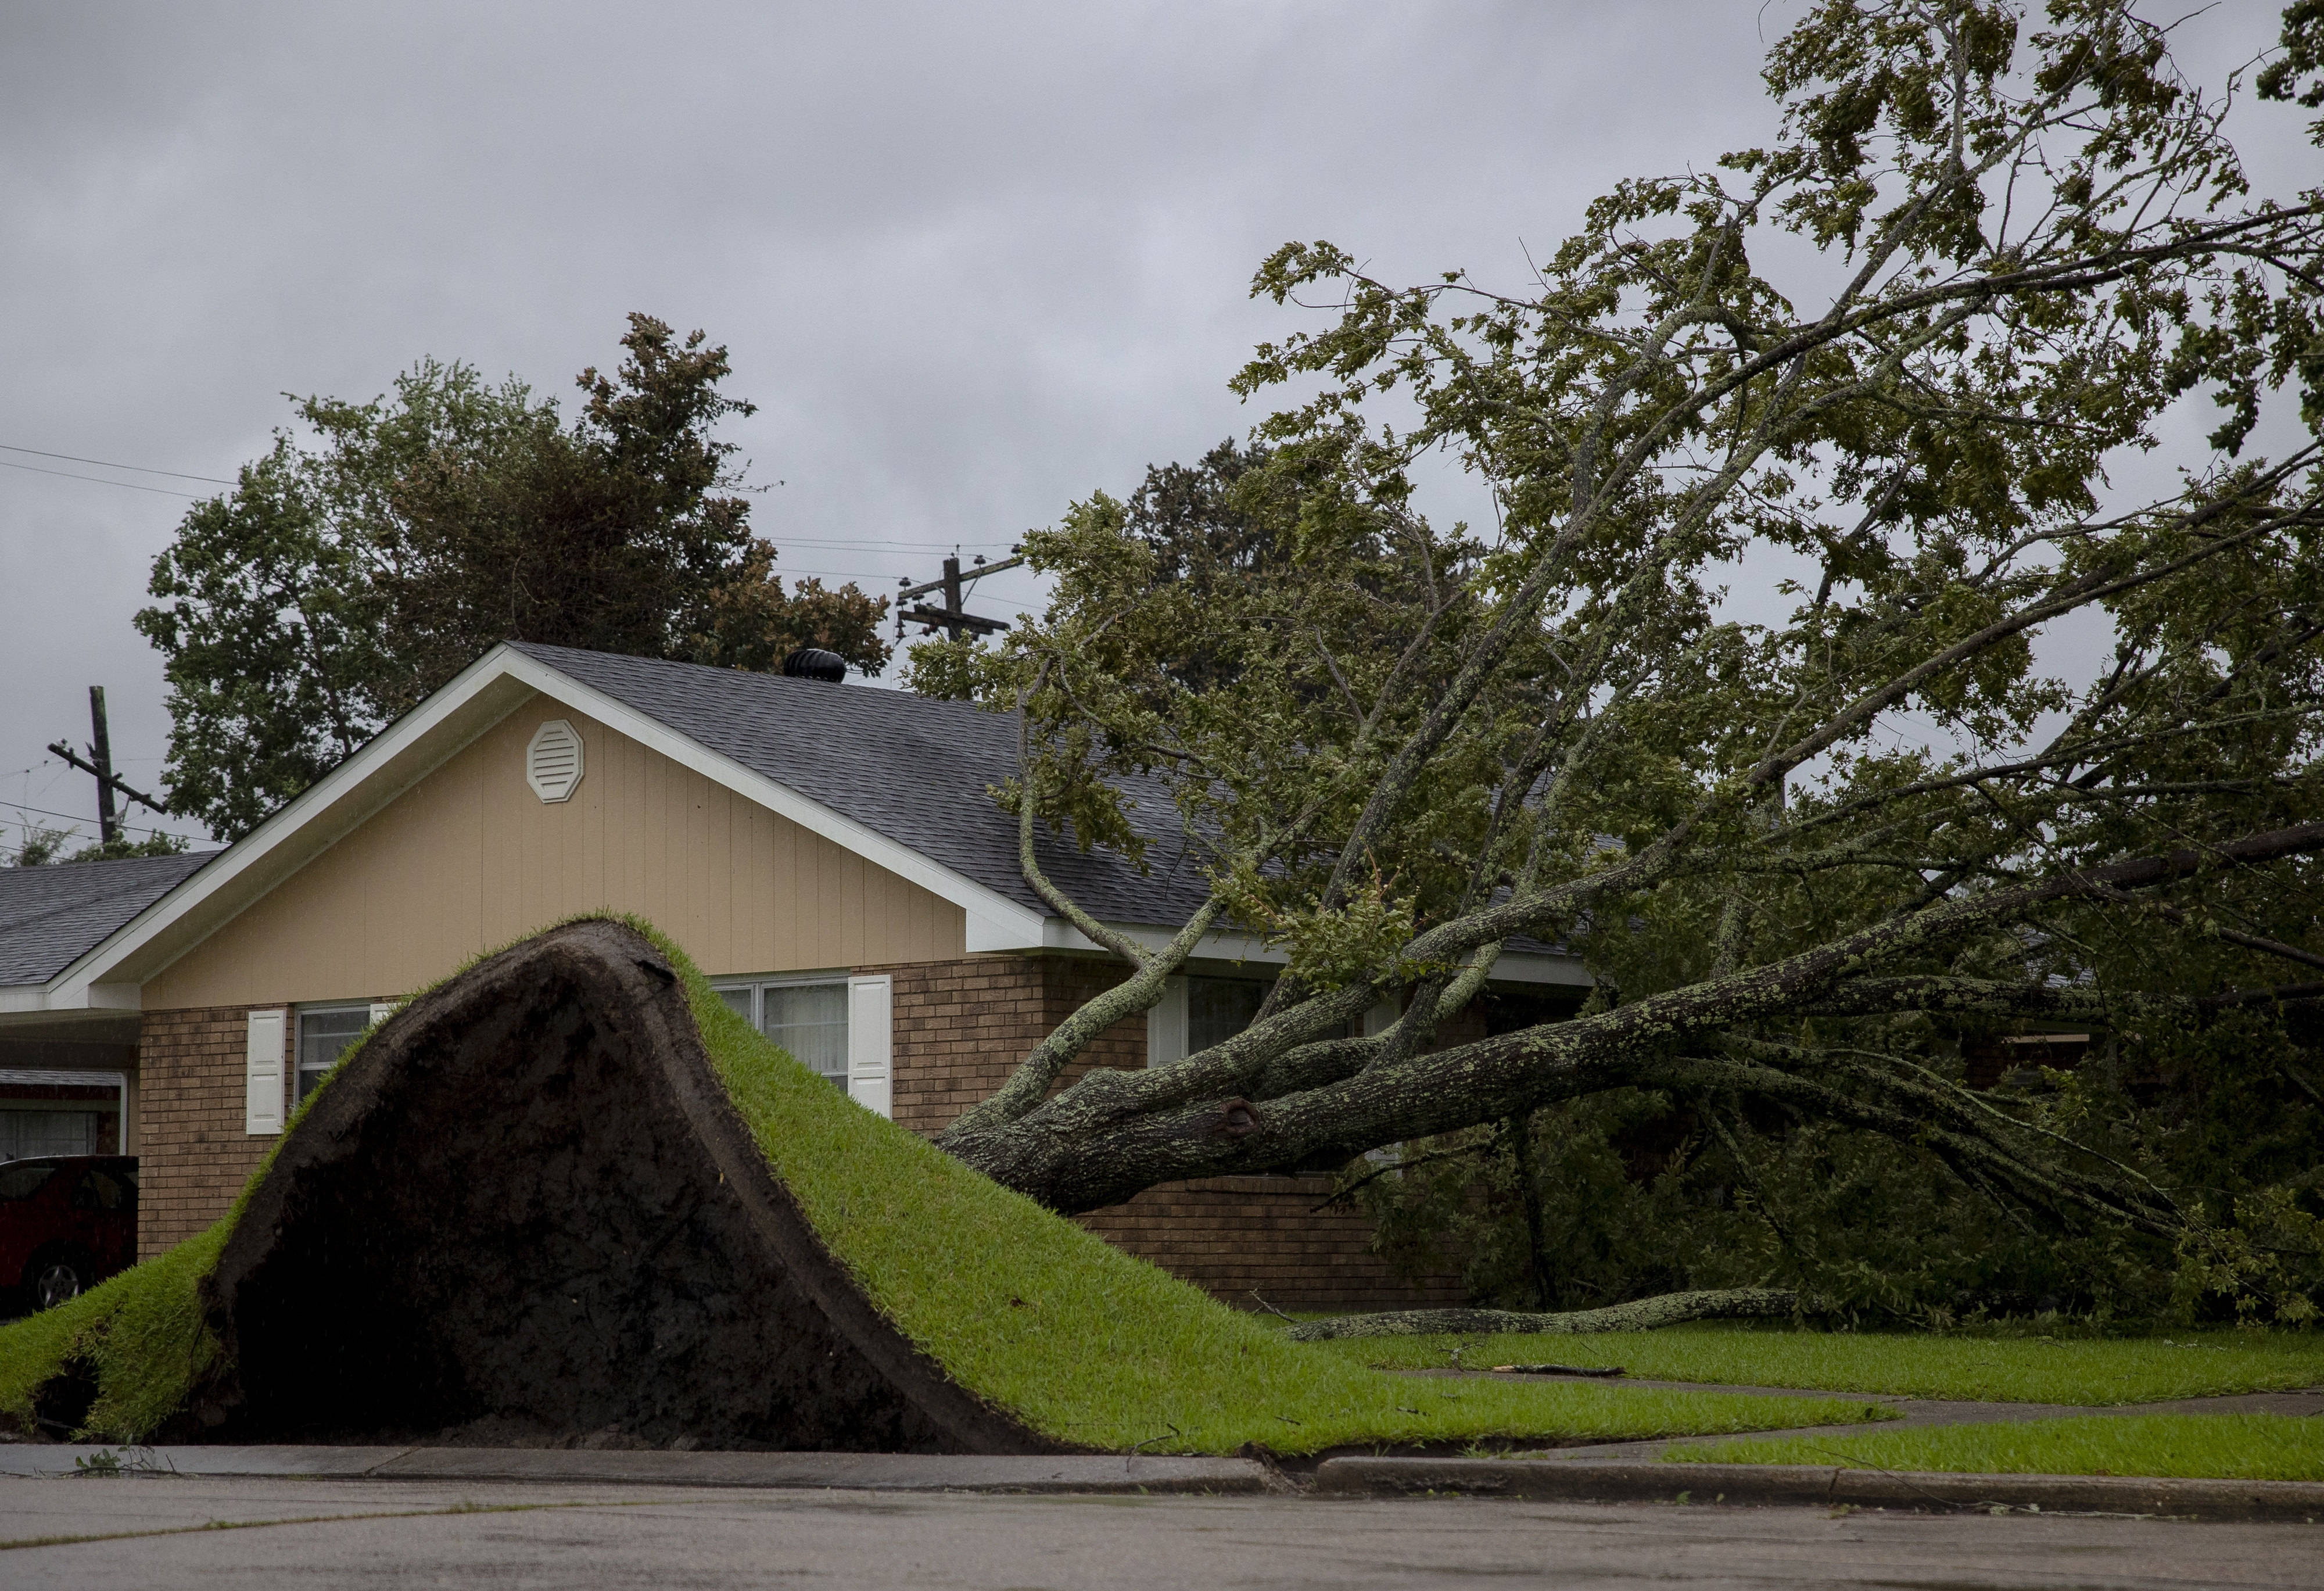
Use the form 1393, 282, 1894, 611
505, 643, 1215, 930
27, 642, 1582, 1010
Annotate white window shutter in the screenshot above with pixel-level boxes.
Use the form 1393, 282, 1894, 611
1146, 976, 1188, 1068
526, 719, 584, 802
845, 975, 892, 1119
245, 1009, 286, 1135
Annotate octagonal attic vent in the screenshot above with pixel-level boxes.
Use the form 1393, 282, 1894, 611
526, 719, 584, 803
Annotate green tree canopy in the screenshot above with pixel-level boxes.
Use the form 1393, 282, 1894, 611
138, 314, 890, 840
918, 1, 2324, 1324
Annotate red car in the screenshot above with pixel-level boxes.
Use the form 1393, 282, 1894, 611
0, 1156, 139, 1313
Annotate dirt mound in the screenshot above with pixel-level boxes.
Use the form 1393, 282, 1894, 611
186, 919, 1060, 1453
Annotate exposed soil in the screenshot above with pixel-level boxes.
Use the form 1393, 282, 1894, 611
180, 920, 1064, 1454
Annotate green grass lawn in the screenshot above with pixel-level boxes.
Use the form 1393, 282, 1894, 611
0, 915, 1885, 1455
684, 933, 1882, 1454
1302, 1323, 2324, 1406
1663, 1414, 2324, 1482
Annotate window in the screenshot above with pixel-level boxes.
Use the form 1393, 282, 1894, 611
0, 1112, 97, 1160
766, 983, 850, 1087
712, 974, 891, 1117
296, 1007, 371, 1105
1189, 978, 1267, 1054
1148, 975, 1270, 1068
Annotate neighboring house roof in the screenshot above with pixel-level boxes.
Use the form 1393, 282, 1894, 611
0, 852, 217, 987
504, 643, 1218, 929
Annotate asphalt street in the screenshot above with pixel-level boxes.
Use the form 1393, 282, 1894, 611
2, 1475, 2319, 1590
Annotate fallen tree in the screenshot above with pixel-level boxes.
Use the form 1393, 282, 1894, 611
906, 1, 2324, 1317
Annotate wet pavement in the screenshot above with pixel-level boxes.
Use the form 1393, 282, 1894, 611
3, 1473, 2319, 1589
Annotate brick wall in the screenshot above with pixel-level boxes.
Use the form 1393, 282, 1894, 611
873, 953, 1150, 1137
873, 951, 1457, 1311
1078, 1176, 1464, 1310
876, 955, 1051, 1137
138, 1005, 277, 1257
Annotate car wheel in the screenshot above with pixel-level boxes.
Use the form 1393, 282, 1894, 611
30, 1256, 87, 1311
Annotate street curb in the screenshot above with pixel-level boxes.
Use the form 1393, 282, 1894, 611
0, 1446, 1274, 1495
1310, 1458, 2324, 1521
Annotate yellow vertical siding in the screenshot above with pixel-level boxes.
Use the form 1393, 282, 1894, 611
142, 705, 967, 1009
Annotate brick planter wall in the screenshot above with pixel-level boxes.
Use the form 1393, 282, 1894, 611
138, 1006, 278, 1257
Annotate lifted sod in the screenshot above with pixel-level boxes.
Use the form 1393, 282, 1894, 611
1, 919, 1877, 1453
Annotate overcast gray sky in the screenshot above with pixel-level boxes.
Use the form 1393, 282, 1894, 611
0, 2, 2307, 852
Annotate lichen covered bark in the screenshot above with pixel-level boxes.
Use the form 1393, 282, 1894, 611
1285, 1287, 1801, 1341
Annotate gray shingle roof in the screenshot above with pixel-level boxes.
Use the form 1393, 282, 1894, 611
0, 852, 218, 987
512, 642, 1220, 927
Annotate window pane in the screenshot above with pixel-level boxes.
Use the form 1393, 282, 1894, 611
297, 1008, 371, 1103
1188, 978, 1267, 1055
762, 982, 849, 1085
0, 1113, 96, 1162
718, 987, 755, 1025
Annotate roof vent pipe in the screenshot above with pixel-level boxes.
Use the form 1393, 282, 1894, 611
781, 648, 848, 683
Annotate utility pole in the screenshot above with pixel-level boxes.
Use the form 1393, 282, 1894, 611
894, 547, 1024, 642
88, 687, 117, 844
47, 688, 170, 841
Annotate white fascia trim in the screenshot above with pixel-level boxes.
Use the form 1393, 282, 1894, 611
487, 654, 1046, 947
7, 979, 149, 1015
45, 646, 1048, 1009
1032, 919, 1593, 987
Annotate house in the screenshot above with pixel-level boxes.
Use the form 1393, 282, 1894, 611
0, 642, 1591, 1307
0, 851, 210, 1160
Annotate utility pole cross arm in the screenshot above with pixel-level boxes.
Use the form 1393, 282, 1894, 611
45, 740, 169, 818
893, 547, 1026, 642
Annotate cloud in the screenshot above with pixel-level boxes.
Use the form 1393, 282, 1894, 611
0, 1, 2305, 844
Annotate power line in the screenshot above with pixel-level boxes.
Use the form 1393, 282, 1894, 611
777, 536, 1021, 551
2, 798, 201, 840
0, 458, 203, 499
0, 443, 235, 485
0, 815, 202, 847
780, 565, 1025, 590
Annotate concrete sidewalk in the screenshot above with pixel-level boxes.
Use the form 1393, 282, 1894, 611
0, 1443, 1275, 1493
6, 1440, 2321, 1521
